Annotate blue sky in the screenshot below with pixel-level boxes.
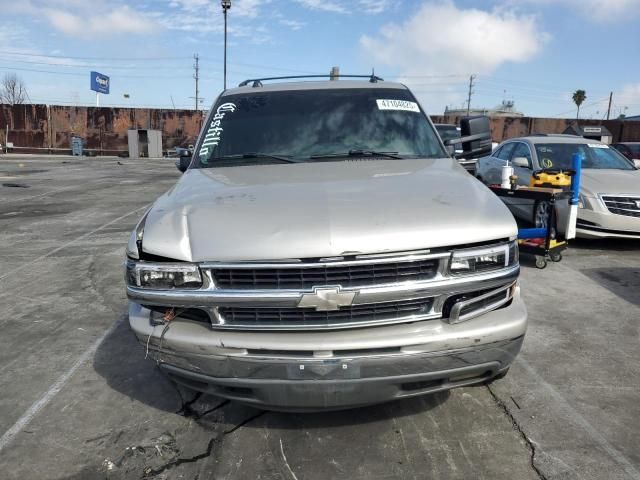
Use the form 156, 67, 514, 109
0, 0, 639, 118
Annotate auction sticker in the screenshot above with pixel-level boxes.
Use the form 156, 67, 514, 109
376, 99, 420, 112
587, 143, 608, 149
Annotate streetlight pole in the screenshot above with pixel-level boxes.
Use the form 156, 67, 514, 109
221, 0, 231, 90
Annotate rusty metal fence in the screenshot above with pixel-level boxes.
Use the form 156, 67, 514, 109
0, 104, 204, 155
0, 104, 638, 156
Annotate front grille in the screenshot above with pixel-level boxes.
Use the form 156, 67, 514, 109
217, 298, 434, 329
601, 195, 640, 217
211, 259, 439, 290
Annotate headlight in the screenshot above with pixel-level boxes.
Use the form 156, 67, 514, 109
578, 194, 591, 210
450, 242, 518, 275
126, 260, 202, 289
126, 210, 151, 259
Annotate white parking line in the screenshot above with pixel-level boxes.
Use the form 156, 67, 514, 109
0, 205, 147, 283
0, 317, 123, 453
2, 184, 81, 203
518, 358, 640, 480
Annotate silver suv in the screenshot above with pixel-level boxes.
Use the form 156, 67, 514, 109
125, 77, 527, 410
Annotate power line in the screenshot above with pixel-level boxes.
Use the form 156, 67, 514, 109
0, 57, 192, 70
549, 97, 609, 118
0, 50, 188, 61
0, 65, 194, 79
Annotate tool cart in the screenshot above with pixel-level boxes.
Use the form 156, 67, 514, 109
490, 153, 583, 269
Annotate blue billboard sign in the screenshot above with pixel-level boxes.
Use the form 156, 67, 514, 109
90, 71, 110, 94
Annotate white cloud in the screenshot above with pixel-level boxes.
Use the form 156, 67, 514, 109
360, 1, 549, 113
616, 83, 640, 114
166, 0, 269, 18
512, 0, 640, 22
358, 0, 392, 14
43, 6, 155, 36
294, 0, 392, 14
0, 1, 159, 37
295, 0, 348, 13
279, 19, 306, 31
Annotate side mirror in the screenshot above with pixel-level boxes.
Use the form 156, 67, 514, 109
512, 157, 530, 168
634, 159, 640, 169
445, 144, 455, 156
457, 116, 492, 159
176, 153, 192, 173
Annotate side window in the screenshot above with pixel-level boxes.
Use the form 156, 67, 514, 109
511, 142, 533, 167
496, 143, 515, 160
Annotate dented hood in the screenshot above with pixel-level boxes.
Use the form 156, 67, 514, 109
142, 159, 517, 262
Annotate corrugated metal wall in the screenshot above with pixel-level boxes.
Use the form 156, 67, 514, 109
0, 104, 204, 154
1, 104, 639, 155
431, 115, 640, 144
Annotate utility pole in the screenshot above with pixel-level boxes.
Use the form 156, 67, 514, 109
193, 53, 199, 111
221, 0, 231, 90
606, 91, 613, 120
466, 75, 476, 116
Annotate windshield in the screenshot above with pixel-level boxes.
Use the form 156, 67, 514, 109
435, 125, 460, 143
534, 143, 634, 170
627, 144, 640, 155
194, 88, 446, 167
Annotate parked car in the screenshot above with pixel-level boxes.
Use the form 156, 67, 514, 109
612, 142, 640, 165
476, 135, 640, 239
434, 123, 476, 173
125, 76, 526, 411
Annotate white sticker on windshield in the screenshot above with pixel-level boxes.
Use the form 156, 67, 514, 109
199, 102, 237, 161
587, 143, 608, 149
376, 99, 420, 112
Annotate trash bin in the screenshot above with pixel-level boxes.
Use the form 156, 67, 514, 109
71, 137, 83, 156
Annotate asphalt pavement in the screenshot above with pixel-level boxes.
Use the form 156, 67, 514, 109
0, 156, 638, 480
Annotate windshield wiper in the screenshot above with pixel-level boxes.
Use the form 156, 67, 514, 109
310, 150, 402, 160
216, 153, 301, 164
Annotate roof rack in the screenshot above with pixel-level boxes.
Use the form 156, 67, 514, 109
238, 74, 384, 88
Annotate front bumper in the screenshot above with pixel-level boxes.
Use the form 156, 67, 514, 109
577, 202, 640, 239
128, 288, 527, 410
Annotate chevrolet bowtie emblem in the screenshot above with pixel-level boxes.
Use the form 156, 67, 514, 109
297, 287, 356, 311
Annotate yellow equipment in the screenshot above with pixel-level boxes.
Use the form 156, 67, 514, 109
529, 170, 571, 188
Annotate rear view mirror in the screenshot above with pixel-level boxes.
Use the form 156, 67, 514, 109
512, 157, 529, 168
458, 116, 492, 159
176, 153, 192, 173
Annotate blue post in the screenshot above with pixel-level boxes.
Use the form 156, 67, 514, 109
566, 152, 583, 239
570, 152, 583, 206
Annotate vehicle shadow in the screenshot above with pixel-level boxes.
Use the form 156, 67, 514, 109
92, 312, 184, 415
571, 237, 640, 252
93, 311, 451, 423
245, 390, 450, 431
579, 267, 640, 306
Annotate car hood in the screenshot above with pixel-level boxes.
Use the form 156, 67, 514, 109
580, 169, 640, 197
142, 159, 517, 262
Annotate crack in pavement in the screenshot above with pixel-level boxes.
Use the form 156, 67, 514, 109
224, 411, 267, 435
142, 437, 217, 478
485, 383, 547, 480
138, 387, 267, 478
143, 411, 268, 478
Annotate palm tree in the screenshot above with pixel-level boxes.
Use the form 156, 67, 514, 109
572, 89, 587, 119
